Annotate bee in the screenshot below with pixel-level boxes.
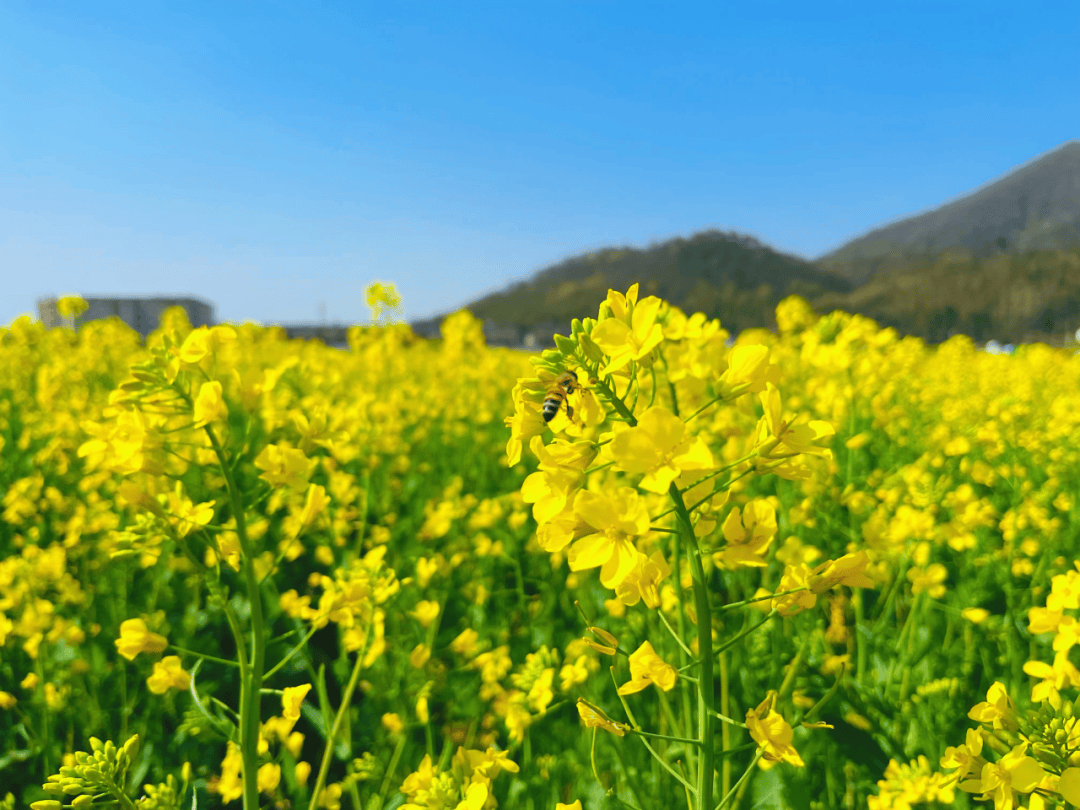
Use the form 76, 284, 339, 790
542, 371, 579, 423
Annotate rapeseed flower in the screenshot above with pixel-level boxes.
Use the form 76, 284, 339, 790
617, 641, 677, 694
568, 487, 651, 589
146, 656, 191, 694
115, 618, 168, 661
746, 691, 803, 767
607, 406, 714, 494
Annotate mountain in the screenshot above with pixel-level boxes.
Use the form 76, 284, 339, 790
414, 141, 1080, 347
418, 230, 851, 342
820, 140, 1080, 284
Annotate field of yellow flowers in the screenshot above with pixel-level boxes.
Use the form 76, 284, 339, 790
3, 285, 1080, 810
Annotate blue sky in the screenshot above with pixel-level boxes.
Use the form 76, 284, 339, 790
2, 2, 1078, 327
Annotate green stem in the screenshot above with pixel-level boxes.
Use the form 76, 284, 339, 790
308, 635, 371, 810
670, 483, 715, 810
263, 623, 320, 682
204, 424, 266, 810
169, 645, 240, 668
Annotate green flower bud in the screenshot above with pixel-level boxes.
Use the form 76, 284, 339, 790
540, 349, 564, 364
554, 334, 577, 357
570, 319, 583, 336
30, 801, 63, 810
578, 332, 604, 363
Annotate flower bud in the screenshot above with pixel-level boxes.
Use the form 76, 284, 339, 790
554, 334, 578, 357
72, 794, 94, 808
31, 802, 63, 810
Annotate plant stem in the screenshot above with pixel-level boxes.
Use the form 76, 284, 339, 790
205, 424, 266, 810
309, 635, 371, 810
669, 482, 715, 810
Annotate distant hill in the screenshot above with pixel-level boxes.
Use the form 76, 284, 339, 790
412, 231, 852, 343
820, 140, 1080, 284
414, 141, 1080, 347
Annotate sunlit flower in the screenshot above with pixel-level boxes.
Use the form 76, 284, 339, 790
617, 641, 677, 695
115, 618, 168, 661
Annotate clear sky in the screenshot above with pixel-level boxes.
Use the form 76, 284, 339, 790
2, 2, 1078, 327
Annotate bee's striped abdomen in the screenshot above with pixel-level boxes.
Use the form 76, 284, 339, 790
542, 371, 578, 424
542, 391, 565, 422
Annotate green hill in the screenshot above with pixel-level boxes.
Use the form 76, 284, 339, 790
415, 141, 1080, 346
425, 230, 851, 341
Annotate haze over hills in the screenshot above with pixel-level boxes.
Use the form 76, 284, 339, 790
420, 140, 1080, 346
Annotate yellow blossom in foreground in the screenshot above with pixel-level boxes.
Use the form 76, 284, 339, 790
282, 684, 312, 721
746, 691, 803, 767
715, 500, 777, 569
193, 381, 228, 427
557, 803, 583, 810
615, 550, 671, 608
617, 641, 677, 695
958, 742, 1043, 810
590, 289, 665, 376
568, 487, 650, 589
968, 681, 1018, 731
607, 406, 714, 494
115, 618, 168, 661
146, 656, 191, 694
941, 728, 987, 783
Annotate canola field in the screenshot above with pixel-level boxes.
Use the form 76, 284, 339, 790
3, 286, 1080, 810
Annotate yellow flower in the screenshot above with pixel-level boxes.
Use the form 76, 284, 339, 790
568, 487, 650, 589
193, 381, 228, 427
958, 742, 1043, 809
382, 713, 405, 734
591, 288, 665, 375
416, 696, 429, 724
1058, 768, 1080, 806
282, 684, 312, 721
608, 406, 714, 494
962, 607, 990, 624
560, 656, 590, 692
907, 563, 948, 598
450, 628, 480, 657
617, 641, 677, 695
20, 672, 38, 690
56, 295, 89, 319
146, 656, 191, 694
214, 741, 244, 803
297, 484, 331, 529
808, 551, 874, 593
254, 444, 315, 490
752, 384, 834, 480
717, 344, 775, 400
295, 761, 312, 786
715, 500, 777, 569
409, 600, 441, 628
746, 691, 803, 767
576, 698, 629, 737
941, 728, 987, 783
257, 762, 281, 793
615, 550, 671, 608
410, 644, 431, 669
1023, 652, 1080, 703
115, 618, 168, 661
556, 803, 583, 810
968, 682, 1018, 731
0, 691, 16, 710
